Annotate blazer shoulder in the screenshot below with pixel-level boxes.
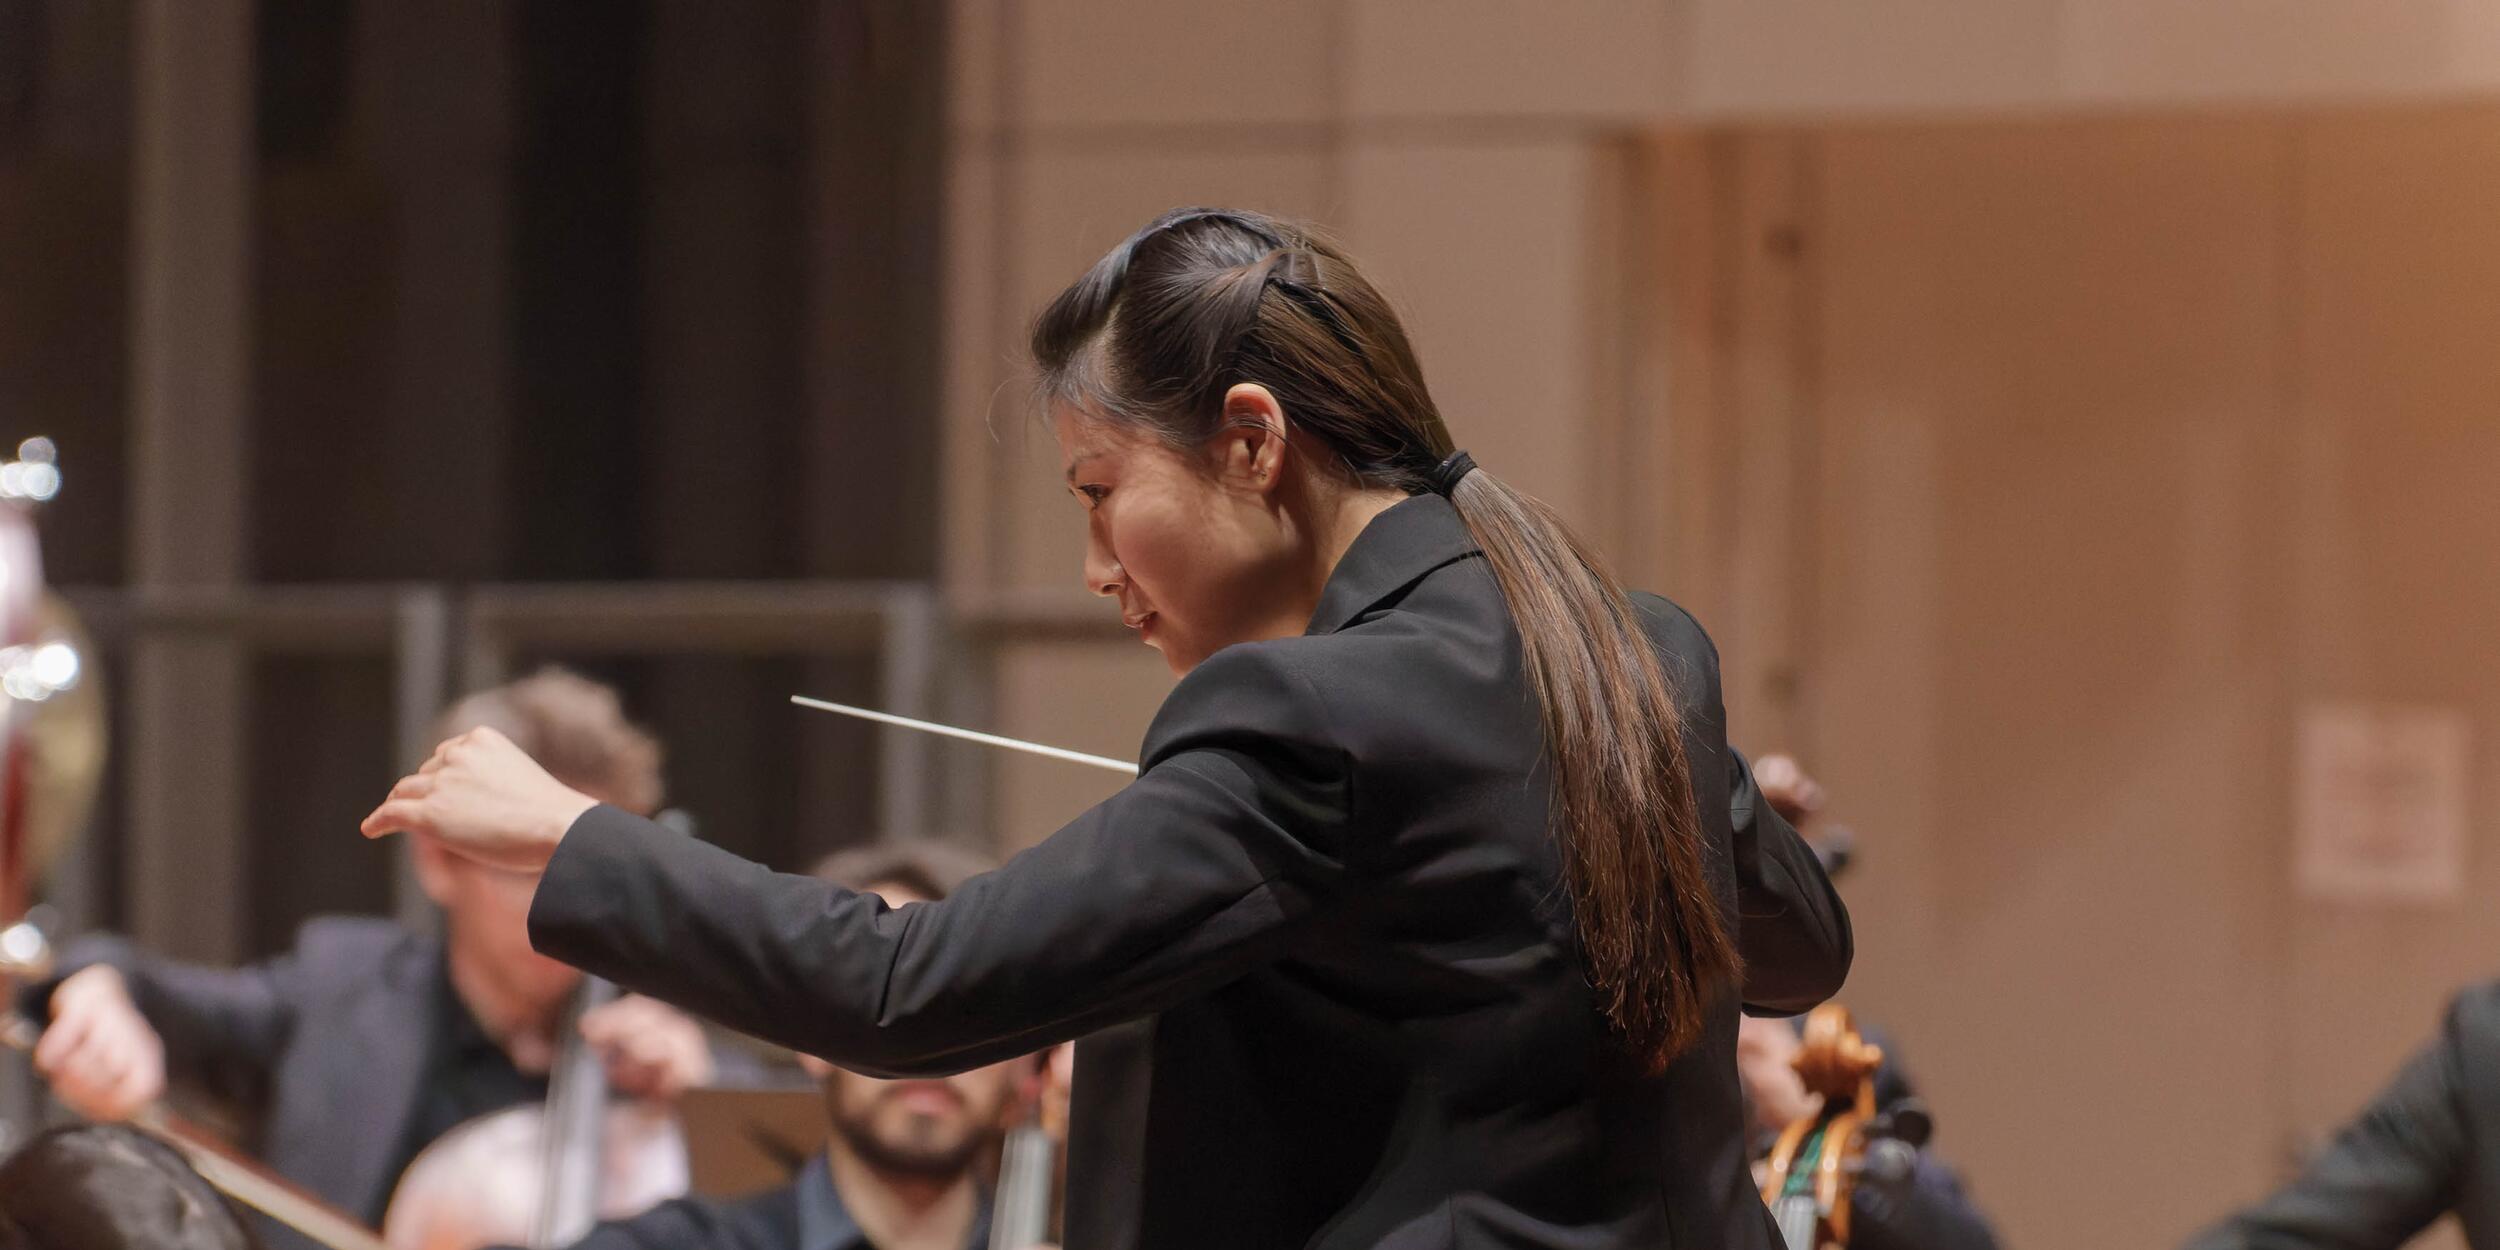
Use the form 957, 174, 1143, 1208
1627, 590, 1727, 713
1142, 636, 1342, 764
1627, 590, 1718, 664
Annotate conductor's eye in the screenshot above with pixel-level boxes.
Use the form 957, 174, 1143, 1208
1074, 485, 1109, 509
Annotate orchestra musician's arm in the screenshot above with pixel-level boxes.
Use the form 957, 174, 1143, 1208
2179, 985, 2489, 1250
17, 935, 298, 1119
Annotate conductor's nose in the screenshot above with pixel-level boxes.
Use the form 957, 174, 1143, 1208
1084, 533, 1124, 599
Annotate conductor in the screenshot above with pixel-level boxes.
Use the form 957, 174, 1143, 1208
364, 207, 1852, 1249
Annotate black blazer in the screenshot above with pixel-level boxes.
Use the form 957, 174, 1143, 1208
25, 919, 453, 1250
529, 494, 1851, 1249
2183, 980, 2500, 1250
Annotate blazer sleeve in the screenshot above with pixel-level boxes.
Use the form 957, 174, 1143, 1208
1728, 745, 1853, 1016
528, 644, 1352, 1078
2180, 991, 2477, 1250
17, 934, 299, 1111
1629, 591, 1852, 1016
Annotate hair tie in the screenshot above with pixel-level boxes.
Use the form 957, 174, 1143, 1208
1427, 450, 1477, 497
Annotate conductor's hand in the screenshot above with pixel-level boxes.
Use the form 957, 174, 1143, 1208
360, 727, 599, 874
581, 994, 714, 1104
34, 965, 166, 1122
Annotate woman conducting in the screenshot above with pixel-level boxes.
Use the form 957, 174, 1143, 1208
364, 208, 1851, 1249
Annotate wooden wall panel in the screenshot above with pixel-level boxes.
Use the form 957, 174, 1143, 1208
2282, 108, 2500, 1173
1802, 118, 2292, 1248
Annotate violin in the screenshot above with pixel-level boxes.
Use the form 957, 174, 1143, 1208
1757, 1004, 1886, 1250
0, 1004, 392, 1250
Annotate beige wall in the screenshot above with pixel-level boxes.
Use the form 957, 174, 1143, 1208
1651, 108, 2500, 1249
942, 6, 2500, 1249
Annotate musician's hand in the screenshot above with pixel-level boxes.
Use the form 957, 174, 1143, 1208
581, 994, 714, 1104
1752, 753, 1826, 827
1737, 1015, 1820, 1135
34, 965, 166, 1122
360, 727, 598, 874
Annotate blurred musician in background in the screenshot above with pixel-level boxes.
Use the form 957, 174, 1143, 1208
1739, 754, 2005, 1250
553, 840, 1028, 1250
2182, 978, 2500, 1250
16, 669, 718, 1250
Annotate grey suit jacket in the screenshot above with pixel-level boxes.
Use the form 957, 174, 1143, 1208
2185, 981, 2500, 1250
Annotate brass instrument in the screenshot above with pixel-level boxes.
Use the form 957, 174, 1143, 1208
0, 440, 389, 1250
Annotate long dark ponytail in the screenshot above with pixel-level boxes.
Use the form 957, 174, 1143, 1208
1031, 208, 1739, 1068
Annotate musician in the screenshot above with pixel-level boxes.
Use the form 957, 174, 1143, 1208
551, 841, 1017, 1250
365, 207, 1853, 1249
0, 1124, 261, 1250
1740, 755, 2003, 1250
22, 670, 720, 1250
2181, 978, 2500, 1250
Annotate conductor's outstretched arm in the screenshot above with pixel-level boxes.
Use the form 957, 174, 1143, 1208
378, 645, 1352, 1077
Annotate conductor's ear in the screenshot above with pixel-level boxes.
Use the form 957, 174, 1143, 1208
1216, 383, 1289, 500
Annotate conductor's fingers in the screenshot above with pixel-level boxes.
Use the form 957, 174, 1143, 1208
390, 773, 436, 803
360, 798, 428, 840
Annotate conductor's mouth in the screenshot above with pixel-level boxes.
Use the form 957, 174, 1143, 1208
1123, 611, 1157, 641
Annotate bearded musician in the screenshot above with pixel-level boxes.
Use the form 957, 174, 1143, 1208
547, 840, 1032, 1250
16, 669, 722, 1250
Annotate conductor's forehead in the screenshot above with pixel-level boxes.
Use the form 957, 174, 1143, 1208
1055, 405, 1126, 475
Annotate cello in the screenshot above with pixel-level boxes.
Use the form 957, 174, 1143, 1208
378, 972, 689, 1250
379, 811, 709, 1249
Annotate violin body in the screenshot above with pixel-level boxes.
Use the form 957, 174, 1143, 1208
1758, 1004, 1885, 1250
